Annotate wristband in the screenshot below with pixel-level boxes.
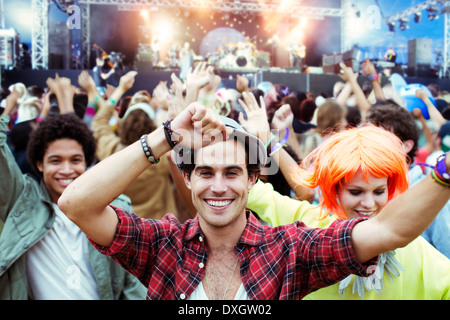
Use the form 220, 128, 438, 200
265, 134, 276, 151
87, 102, 98, 112
368, 73, 379, 82
269, 128, 290, 157
94, 95, 102, 103
108, 98, 117, 106
140, 134, 160, 164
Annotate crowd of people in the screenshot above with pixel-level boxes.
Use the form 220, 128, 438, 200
0, 57, 449, 300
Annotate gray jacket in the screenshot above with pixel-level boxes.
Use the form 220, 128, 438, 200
0, 114, 146, 299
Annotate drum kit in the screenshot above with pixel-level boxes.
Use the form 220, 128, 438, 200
208, 41, 257, 70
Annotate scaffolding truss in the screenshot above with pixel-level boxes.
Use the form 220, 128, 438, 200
31, 0, 49, 69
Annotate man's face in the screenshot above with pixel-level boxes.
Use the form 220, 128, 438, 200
36, 138, 87, 203
183, 139, 258, 230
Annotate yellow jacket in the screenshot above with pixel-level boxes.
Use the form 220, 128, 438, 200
247, 180, 450, 300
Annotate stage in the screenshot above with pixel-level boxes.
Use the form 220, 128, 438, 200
2, 67, 449, 98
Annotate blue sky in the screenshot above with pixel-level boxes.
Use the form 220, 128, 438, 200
4, 0, 445, 66
347, 0, 444, 64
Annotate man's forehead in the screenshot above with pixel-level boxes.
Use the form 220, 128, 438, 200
195, 140, 246, 166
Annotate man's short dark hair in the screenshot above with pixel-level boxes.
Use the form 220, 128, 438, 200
27, 114, 97, 175
366, 101, 420, 164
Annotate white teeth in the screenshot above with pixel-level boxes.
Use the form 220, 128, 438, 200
356, 211, 373, 216
59, 179, 74, 184
206, 200, 232, 207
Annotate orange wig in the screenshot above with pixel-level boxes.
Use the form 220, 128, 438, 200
295, 125, 410, 219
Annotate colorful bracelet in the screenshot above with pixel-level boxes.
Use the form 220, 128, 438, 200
87, 102, 98, 112
269, 128, 290, 157
431, 154, 450, 187
140, 134, 160, 164
368, 73, 379, 82
94, 95, 102, 103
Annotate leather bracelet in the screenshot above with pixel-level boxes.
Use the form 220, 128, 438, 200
140, 134, 160, 164
163, 120, 181, 150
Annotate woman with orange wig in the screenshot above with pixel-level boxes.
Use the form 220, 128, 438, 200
241, 100, 450, 299
295, 124, 410, 220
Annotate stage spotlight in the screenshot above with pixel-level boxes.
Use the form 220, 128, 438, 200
388, 21, 395, 32
399, 18, 409, 31
140, 9, 149, 20
427, 6, 439, 20
414, 12, 422, 23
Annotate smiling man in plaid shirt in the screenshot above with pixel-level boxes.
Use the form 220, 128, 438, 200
59, 100, 450, 300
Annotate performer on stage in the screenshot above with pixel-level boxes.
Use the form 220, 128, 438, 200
92, 57, 116, 96
384, 47, 397, 63
290, 42, 306, 70
383, 47, 397, 77
179, 42, 195, 80
151, 38, 161, 67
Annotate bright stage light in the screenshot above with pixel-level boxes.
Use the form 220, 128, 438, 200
140, 9, 149, 20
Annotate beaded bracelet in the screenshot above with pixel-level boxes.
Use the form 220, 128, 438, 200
140, 134, 160, 164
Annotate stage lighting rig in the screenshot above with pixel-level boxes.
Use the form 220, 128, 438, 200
414, 12, 422, 23
427, 5, 440, 20
399, 17, 410, 30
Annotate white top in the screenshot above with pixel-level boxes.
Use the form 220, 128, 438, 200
188, 281, 250, 300
26, 203, 100, 300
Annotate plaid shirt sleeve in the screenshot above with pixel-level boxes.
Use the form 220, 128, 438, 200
88, 205, 181, 288
294, 217, 379, 296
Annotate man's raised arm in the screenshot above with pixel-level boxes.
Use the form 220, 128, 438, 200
58, 103, 231, 247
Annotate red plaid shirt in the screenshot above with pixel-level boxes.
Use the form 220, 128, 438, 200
90, 206, 377, 300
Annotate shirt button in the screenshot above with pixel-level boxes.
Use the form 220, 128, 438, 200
199, 236, 203, 242
180, 293, 186, 300
199, 262, 205, 269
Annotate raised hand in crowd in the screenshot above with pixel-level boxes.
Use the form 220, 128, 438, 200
271, 104, 302, 158
236, 74, 249, 93
361, 58, 385, 101
338, 62, 371, 121
185, 61, 215, 106
2, 85, 20, 116
169, 73, 185, 119
416, 88, 447, 132
46, 73, 76, 114
238, 91, 315, 202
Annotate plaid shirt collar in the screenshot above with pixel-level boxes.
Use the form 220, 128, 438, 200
183, 210, 264, 247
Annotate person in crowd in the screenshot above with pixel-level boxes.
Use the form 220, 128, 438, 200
179, 42, 195, 81
365, 99, 450, 260
298, 98, 347, 158
0, 80, 146, 300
